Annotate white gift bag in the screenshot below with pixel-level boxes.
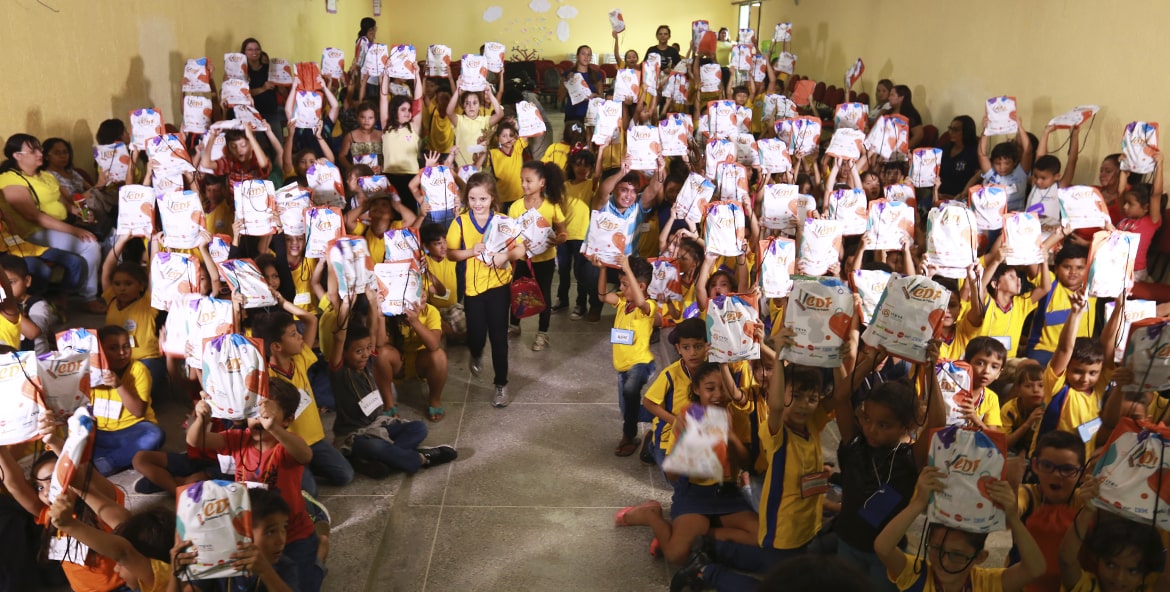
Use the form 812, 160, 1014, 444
699, 64, 722, 93
773, 22, 792, 43
715, 162, 750, 207
781, 277, 854, 368
358, 174, 393, 199
273, 184, 310, 237
200, 333, 268, 420
1087, 230, 1139, 298
1058, 185, 1111, 230
927, 426, 1009, 534
750, 53, 768, 83
158, 190, 207, 249
321, 47, 346, 79
1121, 122, 1160, 174
328, 236, 375, 295
93, 143, 131, 185
182, 95, 213, 134
968, 184, 1009, 231
386, 44, 417, 79
864, 114, 910, 161
910, 148, 943, 188
862, 275, 951, 362
884, 183, 917, 207
268, 58, 294, 85
798, 218, 843, 276
36, 351, 90, 415
584, 96, 605, 127
515, 101, 547, 138
659, 114, 692, 157
648, 258, 684, 302
117, 184, 156, 237
612, 69, 641, 103
664, 72, 689, 104
703, 202, 746, 257
362, 43, 389, 79
828, 188, 868, 236
1105, 299, 1157, 364
1092, 420, 1170, 528
774, 52, 796, 76
129, 108, 165, 150
565, 72, 593, 106
185, 297, 235, 368
627, 125, 662, 171
591, 100, 623, 145
47, 407, 94, 504
374, 261, 424, 316
420, 166, 460, 212
705, 100, 739, 140
642, 54, 661, 96
707, 293, 762, 362
150, 252, 200, 310
425, 44, 451, 77
220, 80, 253, 108
0, 352, 42, 446
182, 58, 212, 93
293, 91, 323, 130
479, 214, 522, 265
662, 405, 732, 481
825, 128, 866, 161
457, 164, 479, 183
756, 138, 792, 174
675, 173, 716, 225
729, 44, 753, 71
176, 480, 254, 580
1048, 105, 1099, 129
1002, 212, 1045, 265
483, 42, 506, 73
983, 96, 1018, 135
834, 103, 868, 132
924, 203, 979, 276
936, 361, 977, 426
845, 57, 865, 88
1123, 319, 1170, 393
705, 138, 736, 180
233, 180, 278, 236
865, 199, 915, 251
608, 9, 626, 33
458, 54, 488, 92
218, 259, 278, 308
581, 211, 628, 266
759, 184, 805, 232
223, 53, 248, 80
304, 206, 344, 259
762, 94, 797, 122
515, 209, 554, 257
306, 161, 346, 208
146, 134, 195, 174
233, 106, 268, 132
853, 269, 892, 323
787, 117, 822, 158
759, 237, 797, 298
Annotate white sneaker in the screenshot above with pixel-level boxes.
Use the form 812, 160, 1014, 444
469, 355, 482, 377
492, 385, 511, 408
532, 332, 549, 351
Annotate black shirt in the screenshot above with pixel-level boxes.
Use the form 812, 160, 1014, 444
248, 63, 279, 117
646, 45, 682, 71
835, 436, 918, 552
939, 142, 980, 197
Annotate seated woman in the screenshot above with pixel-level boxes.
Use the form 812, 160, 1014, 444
938, 115, 980, 199
0, 134, 104, 313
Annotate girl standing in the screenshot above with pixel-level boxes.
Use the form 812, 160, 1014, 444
507, 161, 568, 351
447, 86, 504, 168
338, 102, 382, 174
380, 69, 425, 210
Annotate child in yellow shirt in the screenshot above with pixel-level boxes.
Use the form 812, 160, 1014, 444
960, 337, 1007, 431
554, 148, 600, 318
91, 326, 164, 476
600, 255, 658, 456
420, 222, 463, 341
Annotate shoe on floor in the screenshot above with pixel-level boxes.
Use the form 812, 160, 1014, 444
350, 456, 393, 480
492, 384, 511, 408
550, 301, 569, 313
639, 431, 655, 464
586, 308, 602, 323
569, 306, 585, 321
420, 445, 458, 468
133, 477, 164, 494
301, 490, 332, 525
532, 332, 549, 351
508, 324, 521, 338
670, 536, 713, 592
469, 355, 482, 377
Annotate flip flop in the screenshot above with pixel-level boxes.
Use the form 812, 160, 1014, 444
614, 437, 638, 457
427, 406, 446, 422
613, 500, 661, 527
649, 538, 662, 558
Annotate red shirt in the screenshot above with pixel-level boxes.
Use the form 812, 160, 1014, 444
36, 490, 127, 592
214, 154, 271, 186
1117, 215, 1161, 271
216, 428, 314, 542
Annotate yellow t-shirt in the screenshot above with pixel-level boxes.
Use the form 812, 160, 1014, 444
540, 142, 571, 172
270, 347, 324, 446
425, 255, 458, 309
644, 360, 693, 451
758, 409, 829, 550
611, 297, 657, 372
104, 290, 160, 361
138, 558, 172, 592
453, 113, 492, 167
939, 313, 978, 362
1032, 364, 1108, 456
92, 361, 156, 431
507, 197, 565, 264
0, 218, 47, 256
446, 212, 513, 297
976, 386, 1003, 428
290, 257, 317, 313
563, 180, 594, 241
0, 313, 21, 349
600, 130, 627, 171
891, 553, 1006, 591
977, 294, 1037, 359
730, 387, 770, 474
317, 302, 340, 362
399, 303, 442, 351
381, 126, 421, 175
204, 200, 235, 236
1068, 572, 1160, 592
638, 214, 660, 259
427, 104, 455, 154
491, 137, 529, 207
1032, 276, 1096, 354
0, 170, 67, 236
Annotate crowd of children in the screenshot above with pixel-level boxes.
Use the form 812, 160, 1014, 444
2, 10, 1170, 592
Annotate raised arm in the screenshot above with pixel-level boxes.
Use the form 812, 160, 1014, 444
1017, 115, 1034, 175
978, 127, 992, 174
1049, 289, 1087, 379
1060, 126, 1080, 188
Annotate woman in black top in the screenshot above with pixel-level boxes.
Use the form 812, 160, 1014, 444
645, 25, 681, 71
889, 85, 924, 150
938, 115, 980, 198
242, 38, 283, 141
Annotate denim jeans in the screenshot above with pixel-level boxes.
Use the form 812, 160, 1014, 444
555, 240, 599, 310
838, 539, 898, 592
618, 361, 656, 439
29, 229, 100, 299
305, 439, 354, 494
139, 357, 168, 405
350, 420, 429, 474
281, 531, 324, 592
93, 421, 165, 476
26, 248, 83, 295
700, 541, 807, 592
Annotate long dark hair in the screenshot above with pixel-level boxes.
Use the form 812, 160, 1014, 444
950, 115, 977, 149
39, 138, 73, 172
892, 85, 920, 123
240, 37, 261, 54
358, 17, 377, 41
32, 453, 101, 567
521, 161, 565, 208
0, 134, 40, 175
385, 95, 413, 132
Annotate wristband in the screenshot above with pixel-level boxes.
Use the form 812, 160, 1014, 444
382, 406, 398, 417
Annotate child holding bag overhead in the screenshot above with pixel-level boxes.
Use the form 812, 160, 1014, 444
380, 68, 425, 211
447, 85, 504, 168
507, 161, 567, 351
1116, 152, 1164, 282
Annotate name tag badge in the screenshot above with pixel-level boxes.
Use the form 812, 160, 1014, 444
991, 336, 1011, 351
800, 470, 831, 499
47, 534, 89, 564
93, 398, 123, 420
217, 454, 237, 476
610, 328, 635, 345
638, 222, 651, 234
359, 390, 383, 416
3, 235, 23, 247
859, 486, 904, 528
127, 334, 139, 349
294, 292, 311, 306
1078, 417, 1103, 443
294, 388, 313, 419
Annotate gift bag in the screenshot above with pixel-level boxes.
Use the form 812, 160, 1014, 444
715, 162, 750, 206
865, 199, 915, 251
762, 94, 797, 122
581, 210, 628, 266
608, 9, 626, 33
773, 22, 792, 43
1124, 319, 1170, 393
791, 79, 815, 107
220, 79, 253, 108
218, 259, 278, 308
321, 47, 346, 79
267, 58, 294, 85
662, 405, 732, 480
93, 142, 131, 186
983, 96, 1018, 135
1087, 230, 1139, 298
383, 44, 416, 79
707, 293, 762, 362
515, 101, 547, 138
853, 269, 892, 323
756, 138, 792, 174
1048, 105, 1099, 129
176, 480, 254, 580
825, 128, 866, 161
936, 361, 978, 426
329, 236, 375, 296
1121, 122, 1160, 174
358, 175, 394, 199
759, 237, 797, 298
910, 147, 943, 188
56, 328, 106, 389
862, 275, 951, 362
116, 185, 155, 237
354, 152, 383, 172
47, 407, 94, 504
834, 103, 868, 132
129, 108, 165, 150
583, 96, 605, 128
0, 351, 43, 445
385, 227, 425, 266
750, 53, 768, 83
659, 113, 692, 157
478, 214, 522, 265
845, 57, 865, 88
420, 166, 459, 212
703, 201, 746, 257
864, 114, 910, 161
373, 261, 423, 316
150, 252, 199, 310
591, 100, 623, 145
924, 203, 978, 277
613, 69, 641, 103
273, 183, 311, 237
675, 173, 716, 225
927, 426, 1008, 534
627, 125, 662, 171
161, 294, 195, 359
306, 161, 345, 207
36, 350, 90, 414
513, 208, 553, 258
829, 188, 869, 236
664, 72, 689, 104
201, 334, 268, 419
774, 52, 797, 76
884, 183, 917, 207
704, 139, 736, 180
798, 219, 844, 276
223, 52, 247, 80
233, 180, 278, 236
362, 43, 389, 79
146, 134, 195, 175
1002, 212, 1045, 265
182, 95, 213, 134
158, 190, 206, 250
425, 44, 451, 77
968, 184, 1009, 231
1059, 186, 1111, 230
304, 206, 343, 259
293, 91, 323, 130
1092, 419, 1170, 528
760, 184, 810, 232
294, 62, 321, 92
182, 58, 212, 93
699, 63, 722, 93
642, 54, 661, 96
782, 277, 853, 367
564, 71, 592, 106
729, 44, 753, 72
782, 117, 822, 158
458, 54, 488, 92
510, 259, 547, 320
648, 258, 684, 301
1105, 299, 1157, 364
482, 41, 506, 73
185, 297, 235, 368
692, 20, 711, 47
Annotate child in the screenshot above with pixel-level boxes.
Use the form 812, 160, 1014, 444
338, 102, 382, 173
1023, 242, 1096, 368
555, 148, 600, 320
201, 174, 235, 237
345, 194, 418, 264
88, 325, 164, 476
424, 79, 454, 157
1024, 124, 1081, 234
387, 290, 450, 422
187, 380, 321, 592
874, 467, 1046, 591
490, 120, 528, 209
420, 222, 463, 341
541, 121, 586, 173
0, 254, 43, 350
972, 248, 1051, 359
977, 115, 1033, 212
379, 73, 425, 211
1001, 362, 1045, 455
1011, 430, 1086, 592
49, 497, 175, 592
1117, 154, 1164, 282
599, 255, 657, 456
959, 336, 1007, 431
447, 86, 504, 167
507, 161, 568, 350
102, 236, 168, 402
1059, 484, 1169, 592
329, 292, 457, 476
641, 318, 708, 468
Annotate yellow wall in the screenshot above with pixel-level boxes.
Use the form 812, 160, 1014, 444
0, 0, 734, 170
762, 0, 1169, 185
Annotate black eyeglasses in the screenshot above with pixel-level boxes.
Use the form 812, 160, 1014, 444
1034, 459, 1082, 478
929, 545, 978, 567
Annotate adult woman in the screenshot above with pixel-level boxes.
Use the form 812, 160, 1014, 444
888, 85, 925, 149
40, 138, 91, 196
350, 17, 379, 100
558, 45, 605, 123
645, 25, 681, 71
938, 116, 980, 198
869, 79, 894, 119
242, 38, 282, 141
715, 28, 734, 66
0, 135, 103, 312
380, 69, 424, 211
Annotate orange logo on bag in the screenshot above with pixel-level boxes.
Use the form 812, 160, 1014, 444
167, 199, 192, 212
48, 359, 84, 375
223, 357, 242, 372
163, 266, 186, 280
597, 218, 620, 232
196, 498, 232, 526
722, 310, 743, 322
796, 292, 832, 310
0, 362, 24, 382
909, 287, 944, 302
947, 454, 981, 475
808, 223, 835, 238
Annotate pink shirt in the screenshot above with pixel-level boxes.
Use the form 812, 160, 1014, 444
1117, 215, 1161, 271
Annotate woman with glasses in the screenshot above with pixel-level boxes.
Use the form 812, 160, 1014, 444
939, 115, 980, 198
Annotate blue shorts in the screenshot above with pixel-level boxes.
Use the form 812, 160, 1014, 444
670, 479, 754, 519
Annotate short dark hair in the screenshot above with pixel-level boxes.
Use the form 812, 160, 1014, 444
249, 486, 291, 522
989, 141, 1019, 163
267, 378, 302, 421
113, 261, 148, 287
420, 222, 446, 244
1085, 513, 1165, 576
0, 254, 29, 278
789, 365, 824, 396
344, 323, 372, 349
253, 253, 278, 274
255, 311, 297, 358
95, 119, 127, 145
113, 507, 176, 562
98, 325, 130, 343
670, 317, 707, 344
1033, 155, 1062, 175
865, 381, 917, 428
1034, 430, 1086, 465
963, 336, 1007, 364
1054, 243, 1089, 266
627, 256, 653, 286
1069, 337, 1105, 367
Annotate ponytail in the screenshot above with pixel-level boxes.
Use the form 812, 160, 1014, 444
358, 17, 377, 40
522, 161, 565, 209
0, 134, 38, 175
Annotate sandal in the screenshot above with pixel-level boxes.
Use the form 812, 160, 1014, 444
613, 500, 661, 527
649, 537, 662, 558
427, 406, 446, 422
614, 436, 638, 457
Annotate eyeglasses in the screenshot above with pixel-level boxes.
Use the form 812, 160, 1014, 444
1034, 459, 1082, 478
929, 545, 978, 567
16, 148, 42, 156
